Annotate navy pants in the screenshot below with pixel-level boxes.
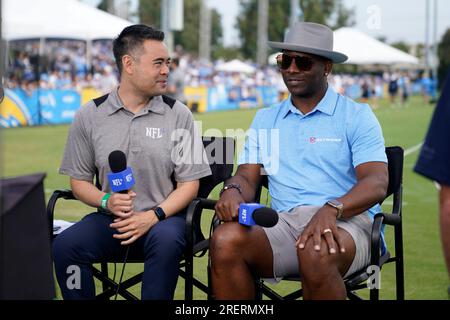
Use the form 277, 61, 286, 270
53, 212, 186, 300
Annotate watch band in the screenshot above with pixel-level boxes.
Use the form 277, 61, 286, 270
326, 200, 344, 219
154, 206, 166, 221
219, 183, 242, 197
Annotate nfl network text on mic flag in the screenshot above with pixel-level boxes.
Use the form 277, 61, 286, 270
238, 203, 279, 228
107, 150, 135, 193
107, 167, 135, 193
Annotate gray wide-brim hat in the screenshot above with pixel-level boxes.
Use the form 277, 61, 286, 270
268, 22, 348, 63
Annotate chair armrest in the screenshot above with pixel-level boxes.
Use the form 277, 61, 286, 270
370, 213, 384, 267
370, 212, 402, 267
391, 186, 403, 217
378, 212, 401, 226
185, 198, 218, 256
46, 189, 76, 232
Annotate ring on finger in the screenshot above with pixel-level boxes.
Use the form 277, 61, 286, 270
322, 228, 332, 235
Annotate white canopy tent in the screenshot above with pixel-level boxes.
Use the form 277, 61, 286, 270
268, 27, 419, 66
3, 0, 132, 41
333, 27, 419, 65
215, 59, 256, 74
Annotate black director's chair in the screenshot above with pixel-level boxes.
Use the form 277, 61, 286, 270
47, 136, 235, 300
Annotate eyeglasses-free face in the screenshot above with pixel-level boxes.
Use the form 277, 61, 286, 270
276, 53, 316, 72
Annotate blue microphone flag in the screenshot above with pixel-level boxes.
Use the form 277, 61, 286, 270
107, 167, 135, 193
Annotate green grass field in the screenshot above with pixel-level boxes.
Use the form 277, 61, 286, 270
2, 95, 448, 300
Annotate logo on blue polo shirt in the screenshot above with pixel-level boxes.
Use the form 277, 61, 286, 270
309, 137, 342, 144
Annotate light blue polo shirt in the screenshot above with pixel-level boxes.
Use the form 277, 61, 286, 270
238, 86, 387, 218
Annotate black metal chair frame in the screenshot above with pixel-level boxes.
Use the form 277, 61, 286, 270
47, 136, 235, 300
182, 146, 405, 300
253, 146, 405, 300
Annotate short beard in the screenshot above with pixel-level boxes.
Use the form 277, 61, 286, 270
290, 80, 327, 99
292, 88, 315, 99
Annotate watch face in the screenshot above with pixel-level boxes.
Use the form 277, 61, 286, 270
155, 207, 166, 220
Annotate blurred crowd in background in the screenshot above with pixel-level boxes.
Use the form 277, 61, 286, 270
5, 39, 438, 107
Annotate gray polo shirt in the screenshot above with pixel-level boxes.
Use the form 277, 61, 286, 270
59, 88, 211, 212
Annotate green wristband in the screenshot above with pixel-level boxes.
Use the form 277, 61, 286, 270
101, 193, 111, 209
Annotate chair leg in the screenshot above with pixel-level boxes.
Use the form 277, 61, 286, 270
92, 267, 140, 300
395, 224, 405, 300
100, 262, 109, 299
396, 260, 405, 300
207, 259, 213, 300
184, 256, 193, 300
347, 291, 364, 300
254, 279, 263, 300
370, 287, 379, 301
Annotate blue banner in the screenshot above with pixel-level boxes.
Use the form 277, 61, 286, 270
257, 86, 279, 107
1, 86, 281, 128
207, 86, 240, 111
206, 85, 279, 112
38, 89, 80, 125
1, 88, 80, 127
0, 88, 38, 127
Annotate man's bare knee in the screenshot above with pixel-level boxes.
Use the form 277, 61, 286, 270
297, 234, 355, 284
298, 241, 333, 269
210, 223, 248, 261
297, 240, 338, 283
210, 223, 275, 286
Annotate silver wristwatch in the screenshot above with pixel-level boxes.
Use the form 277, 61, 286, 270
326, 199, 344, 219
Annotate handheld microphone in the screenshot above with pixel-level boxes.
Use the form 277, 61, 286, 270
107, 150, 134, 300
238, 203, 279, 228
107, 150, 135, 194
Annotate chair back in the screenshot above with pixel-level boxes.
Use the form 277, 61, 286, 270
192, 136, 235, 246
197, 137, 235, 198
256, 146, 404, 208
383, 146, 404, 203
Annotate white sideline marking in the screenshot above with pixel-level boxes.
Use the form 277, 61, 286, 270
404, 142, 423, 157
402, 142, 441, 191
434, 181, 441, 191
383, 200, 408, 206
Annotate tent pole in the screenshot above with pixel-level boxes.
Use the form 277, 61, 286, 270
87, 39, 92, 75
37, 37, 46, 126
432, 0, 438, 82
39, 37, 45, 58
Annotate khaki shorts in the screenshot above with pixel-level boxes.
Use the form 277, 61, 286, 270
263, 205, 372, 282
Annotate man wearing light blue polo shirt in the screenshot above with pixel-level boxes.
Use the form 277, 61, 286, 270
210, 22, 388, 300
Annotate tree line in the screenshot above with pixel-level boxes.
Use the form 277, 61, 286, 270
98, 0, 354, 60
98, 0, 449, 86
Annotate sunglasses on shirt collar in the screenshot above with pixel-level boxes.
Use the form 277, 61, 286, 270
276, 53, 316, 72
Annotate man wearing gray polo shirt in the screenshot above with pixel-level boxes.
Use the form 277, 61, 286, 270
53, 25, 211, 300
210, 22, 388, 300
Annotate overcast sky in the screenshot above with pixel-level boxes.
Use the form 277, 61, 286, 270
82, 0, 450, 47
